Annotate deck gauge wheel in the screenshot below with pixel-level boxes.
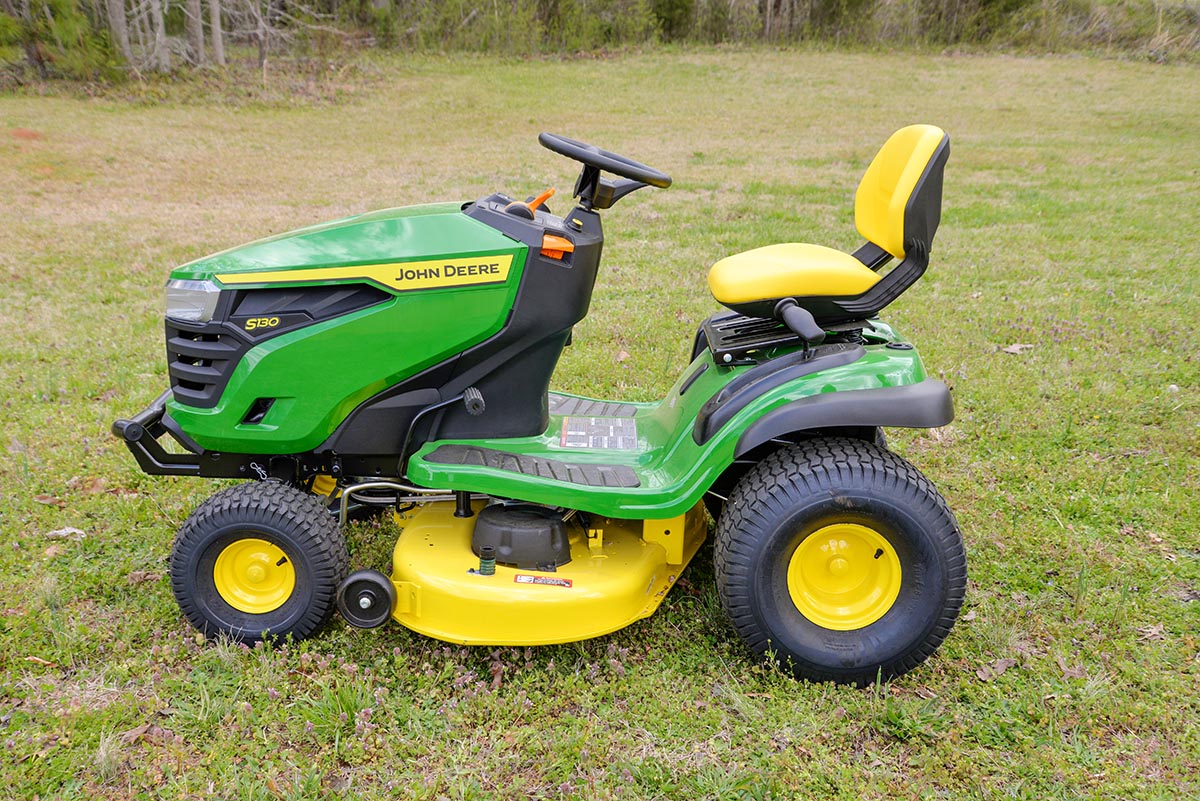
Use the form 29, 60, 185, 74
336, 570, 397, 629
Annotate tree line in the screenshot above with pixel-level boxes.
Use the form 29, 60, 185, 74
2, 0, 1196, 80
1, 0, 326, 77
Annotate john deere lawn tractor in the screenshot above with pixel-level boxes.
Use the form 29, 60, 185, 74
113, 127, 965, 684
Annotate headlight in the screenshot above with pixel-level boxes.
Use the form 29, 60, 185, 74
165, 279, 222, 322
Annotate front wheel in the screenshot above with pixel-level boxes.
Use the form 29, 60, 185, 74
170, 481, 349, 644
714, 438, 965, 684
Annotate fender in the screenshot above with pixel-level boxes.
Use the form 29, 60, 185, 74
692, 343, 865, 446
735, 378, 954, 457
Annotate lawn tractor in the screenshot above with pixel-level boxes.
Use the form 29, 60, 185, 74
113, 127, 966, 684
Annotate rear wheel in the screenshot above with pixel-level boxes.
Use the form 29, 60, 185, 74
714, 437, 965, 684
171, 481, 349, 644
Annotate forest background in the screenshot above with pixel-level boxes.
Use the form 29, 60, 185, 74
2, 0, 1199, 86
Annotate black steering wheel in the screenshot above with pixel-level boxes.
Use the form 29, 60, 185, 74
538, 133, 672, 189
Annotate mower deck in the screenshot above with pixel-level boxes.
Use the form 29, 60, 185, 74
389, 499, 708, 645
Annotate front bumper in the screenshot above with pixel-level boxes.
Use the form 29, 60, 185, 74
112, 391, 402, 481
111, 390, 204, 476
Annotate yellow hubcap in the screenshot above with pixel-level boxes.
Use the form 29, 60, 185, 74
213, 538, 295, 614
786, 523, 901, 630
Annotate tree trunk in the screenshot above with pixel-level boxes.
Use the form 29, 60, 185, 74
257, 21, 267, 71
148, 0, 169, 71
133, 0, 149, 60
208, 0, 225, 65
186, 0, 205, 64
104, 0, 134, 63
246, 0, 269, 71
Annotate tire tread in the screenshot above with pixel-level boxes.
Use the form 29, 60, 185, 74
714, 438, 966, 684
170, 481, 349, 644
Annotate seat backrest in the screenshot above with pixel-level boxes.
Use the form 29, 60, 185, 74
854, 125, 950, 262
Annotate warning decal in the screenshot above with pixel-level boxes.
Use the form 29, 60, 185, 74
514, 574, 573, 588
560, 417, 638, 450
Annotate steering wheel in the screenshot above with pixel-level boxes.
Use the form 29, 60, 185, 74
538, 133, 672, 189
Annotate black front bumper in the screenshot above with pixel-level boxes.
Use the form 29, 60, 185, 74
111, 390, 205, 476
112, 391, 402, 481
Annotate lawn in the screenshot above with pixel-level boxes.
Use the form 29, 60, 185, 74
1, 49, 1198, 799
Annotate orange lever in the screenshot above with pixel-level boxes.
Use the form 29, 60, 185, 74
540, 234, 575, 261
527, 187, 556, 212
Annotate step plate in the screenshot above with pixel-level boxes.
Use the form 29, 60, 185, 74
548, 393, 637, 417
424, 444, 640, 488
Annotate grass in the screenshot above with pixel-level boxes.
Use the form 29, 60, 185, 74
1, 49, 1198, 799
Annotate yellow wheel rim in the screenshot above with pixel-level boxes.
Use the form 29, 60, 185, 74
213, 538, 295, 614
787, 523, 901, 631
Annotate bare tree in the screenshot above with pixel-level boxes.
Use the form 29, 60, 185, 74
147, 0, 170, 71
208, 0, 226, 65
244, 0, 270, 70
226, 0, 352, 71
105, 0, 134, 63
186, 0, 206, 63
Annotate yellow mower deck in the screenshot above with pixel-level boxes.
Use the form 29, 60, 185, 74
389, 500, 707, 645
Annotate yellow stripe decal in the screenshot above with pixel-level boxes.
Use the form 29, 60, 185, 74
216, 254, 514, 293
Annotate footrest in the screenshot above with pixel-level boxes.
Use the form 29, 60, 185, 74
548, 393, 637, 417
424, 445, 640, 488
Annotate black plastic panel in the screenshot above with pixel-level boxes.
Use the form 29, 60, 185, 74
419, 198, 604, 442
693, 343, 865, 445
165, 319, 247, 408
320, 203, 605, 458
735, 379, 954, 456
228, 284, 391, 341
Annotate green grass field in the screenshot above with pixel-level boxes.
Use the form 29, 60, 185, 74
1, 50, 1198, 799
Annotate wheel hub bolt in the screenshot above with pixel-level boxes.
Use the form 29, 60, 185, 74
358, 592, 375, 610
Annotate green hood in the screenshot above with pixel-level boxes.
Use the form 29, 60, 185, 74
170, 202, 517, 281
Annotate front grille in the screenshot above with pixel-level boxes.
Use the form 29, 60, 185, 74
165, 320, 250, 408
163, 283, 392, 410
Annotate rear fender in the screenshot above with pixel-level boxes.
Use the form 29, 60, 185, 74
733, 379, 953, 458
703, 381, 951, 518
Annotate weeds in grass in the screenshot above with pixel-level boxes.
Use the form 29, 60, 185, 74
35, 573, 62, 611
93, 730, 121, 780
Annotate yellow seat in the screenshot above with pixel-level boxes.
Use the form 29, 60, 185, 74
708, 243, 882, 308
708, 124, 950, 324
